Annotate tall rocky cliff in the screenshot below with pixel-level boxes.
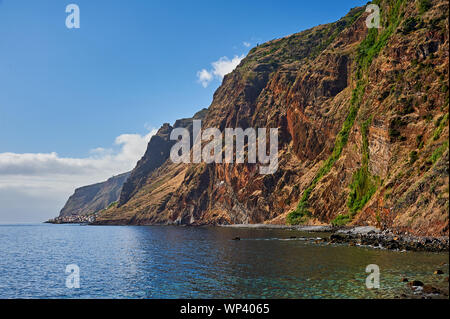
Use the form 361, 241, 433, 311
95, 0, 449, 237
118, 108, 208, 207
59, 172, 130, 217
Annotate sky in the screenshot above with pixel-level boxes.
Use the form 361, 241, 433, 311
0, 0, 366, 223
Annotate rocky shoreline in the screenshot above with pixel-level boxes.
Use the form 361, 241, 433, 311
224, 224, 449, 253
327, 226, 449, 253
45, 214, 95, 224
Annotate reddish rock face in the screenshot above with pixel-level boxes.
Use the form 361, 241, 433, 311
97, 0, 449, 237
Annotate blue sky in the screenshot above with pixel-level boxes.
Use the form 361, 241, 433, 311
0, 0, 366, 222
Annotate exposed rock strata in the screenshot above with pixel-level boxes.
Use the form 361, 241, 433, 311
92, 1, 448, 237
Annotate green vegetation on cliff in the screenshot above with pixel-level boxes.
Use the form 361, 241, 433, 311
289, 0, 406, 225
333, 117, 380, 226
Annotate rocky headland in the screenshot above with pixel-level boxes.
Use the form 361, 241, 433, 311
55, 1, 449, 245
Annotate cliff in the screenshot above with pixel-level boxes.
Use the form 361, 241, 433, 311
118, 108, 208, 207
59, 172, 130, 217
95, 0, 449, 237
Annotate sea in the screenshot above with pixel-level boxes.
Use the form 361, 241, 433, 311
0, 223, 447, 298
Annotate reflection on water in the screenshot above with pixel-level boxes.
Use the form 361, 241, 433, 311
0, 224, 447, 298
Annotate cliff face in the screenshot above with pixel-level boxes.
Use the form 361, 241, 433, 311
118, 108, 208, 207
96, 0, 449, 236
59, 172, 130, 217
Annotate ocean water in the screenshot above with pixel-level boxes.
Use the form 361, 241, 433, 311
0, 224, 447, 299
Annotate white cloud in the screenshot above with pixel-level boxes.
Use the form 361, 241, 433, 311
89, 147, 112, 156
197, 69, 213, 88
211, 55, 244, 78
243, 41, 251, 48
197, 54, 245, 88
0, 129, 157, 223
0, 130, 156, 177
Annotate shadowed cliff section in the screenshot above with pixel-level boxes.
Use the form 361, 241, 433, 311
118, 108, 208, 207
96, 0, 449, 237
59, 171, 130, 217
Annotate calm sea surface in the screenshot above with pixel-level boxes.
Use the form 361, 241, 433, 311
0, 224, 447, 298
